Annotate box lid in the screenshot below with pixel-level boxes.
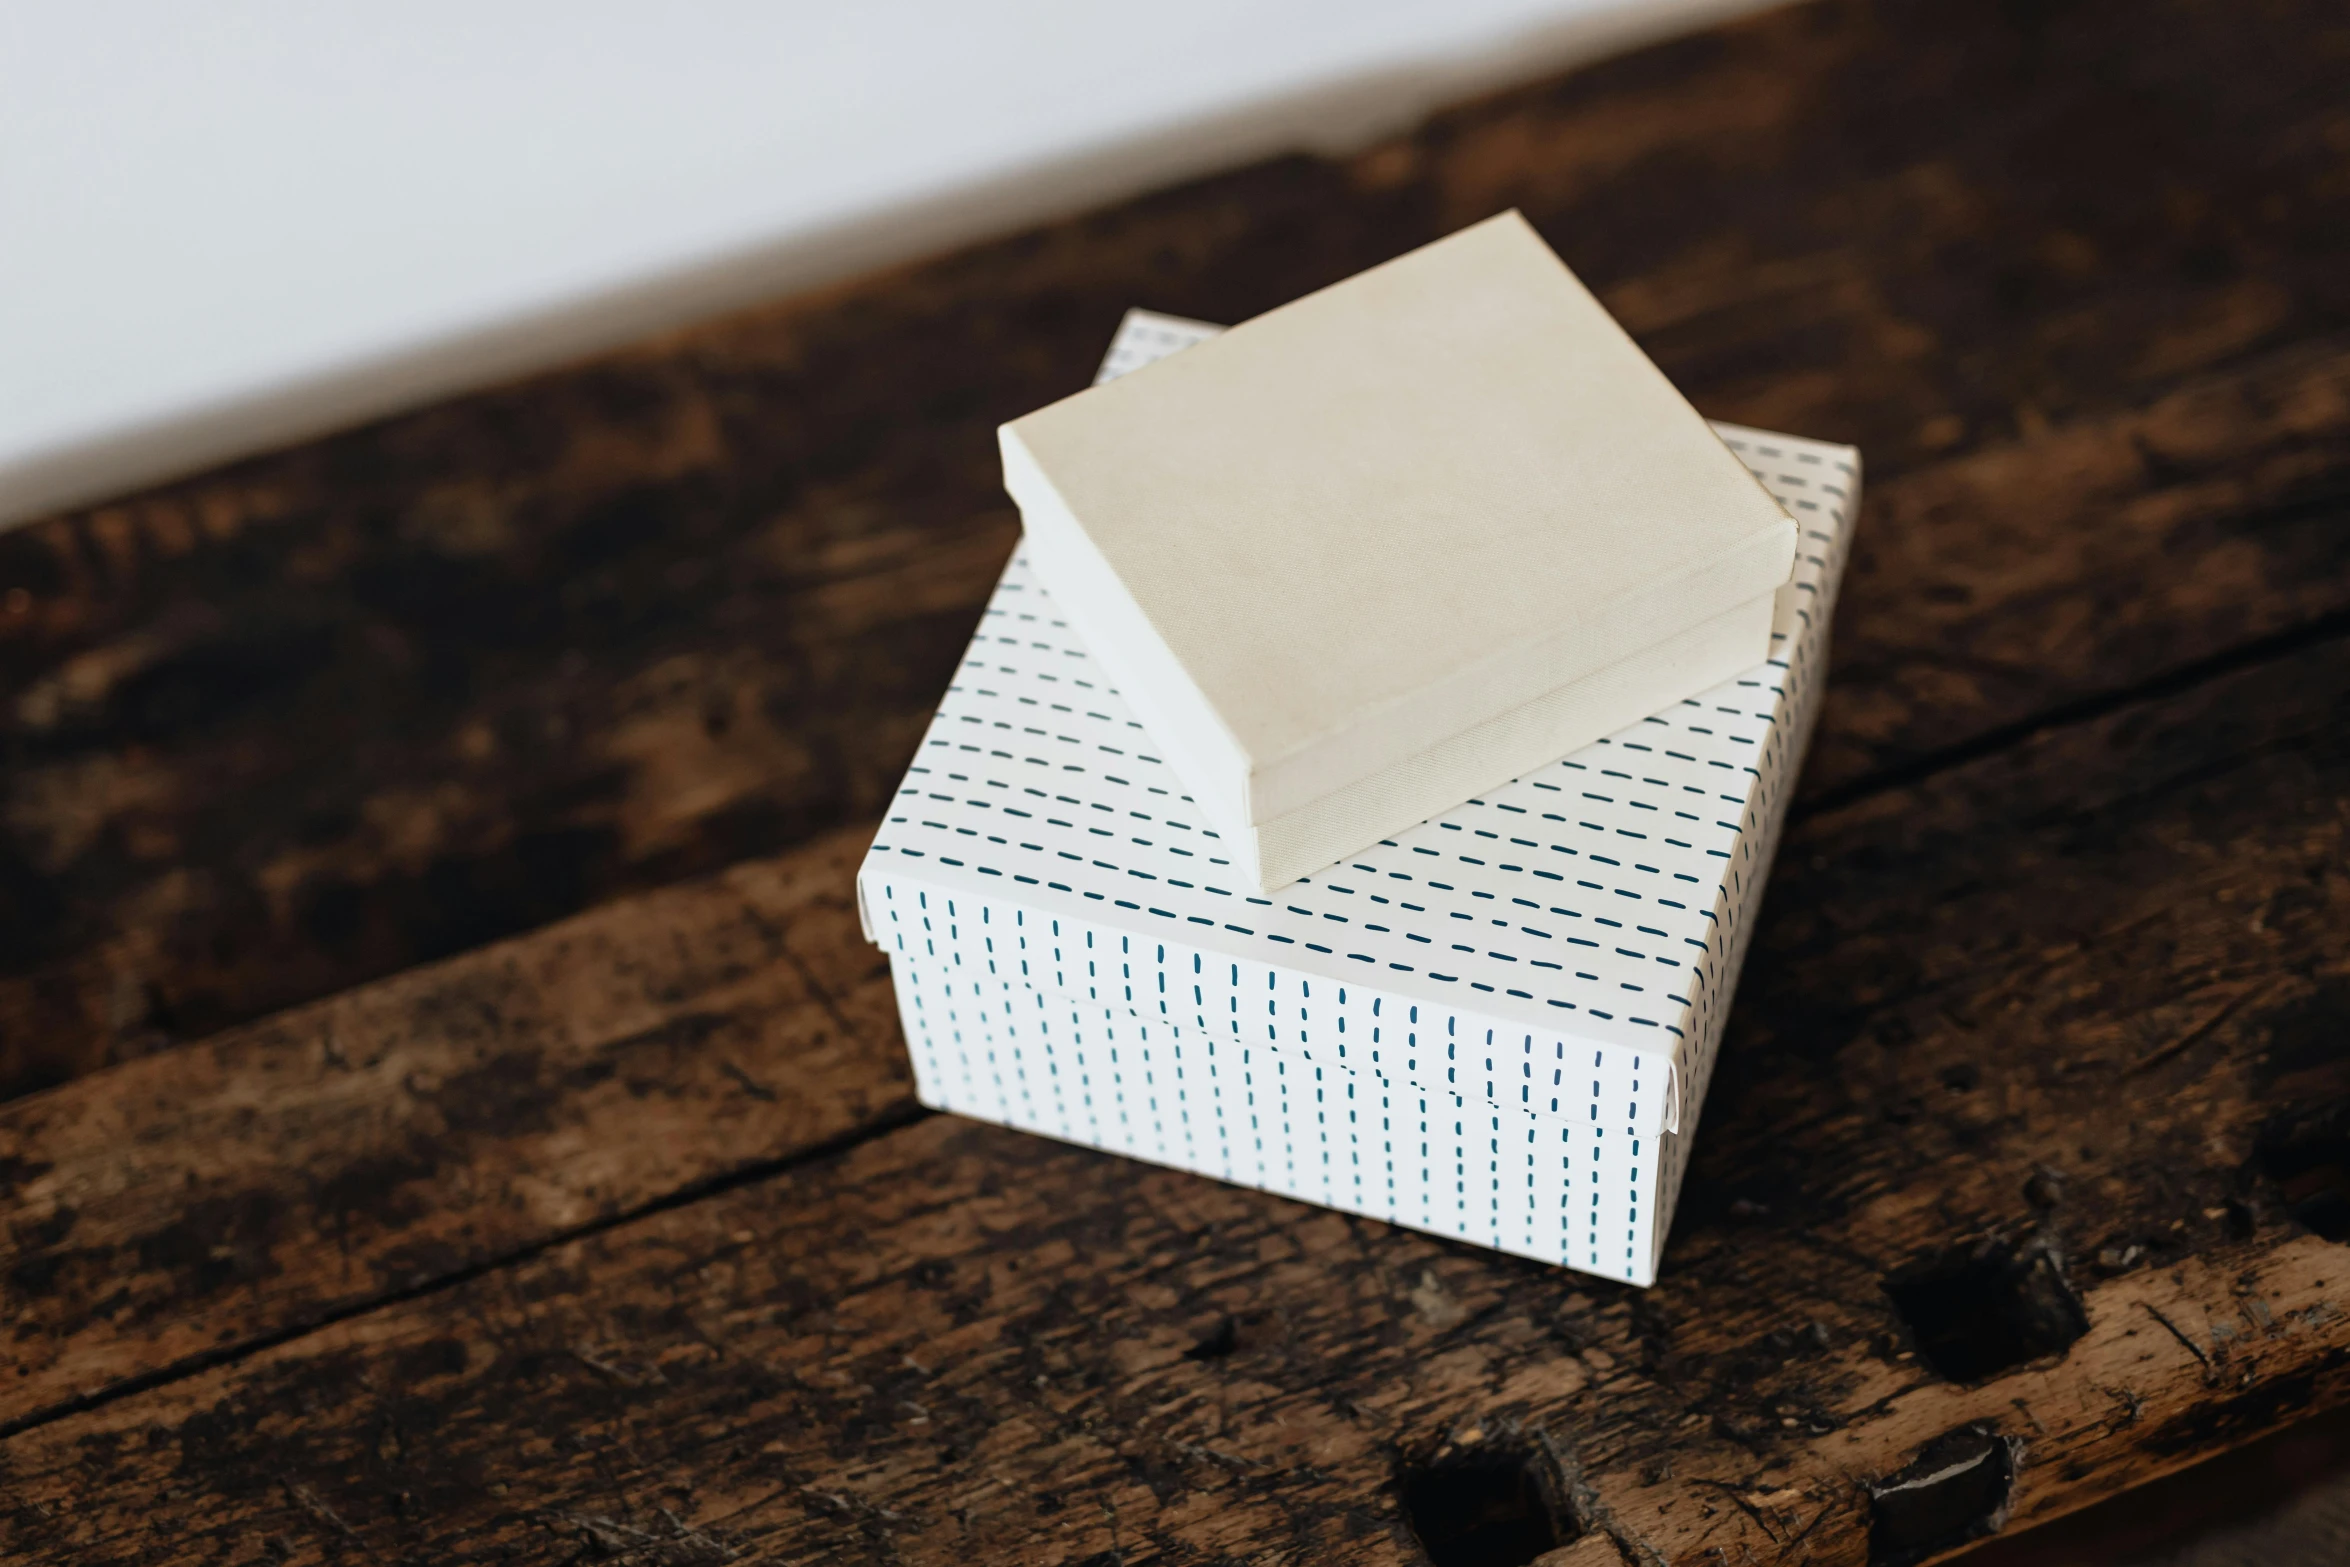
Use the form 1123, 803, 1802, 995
1000, 212, 1796, 855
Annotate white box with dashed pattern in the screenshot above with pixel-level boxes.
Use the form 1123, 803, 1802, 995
856, 311, 1860, 1285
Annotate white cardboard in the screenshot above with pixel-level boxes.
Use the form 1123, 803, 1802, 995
861, 310, 1859, 1284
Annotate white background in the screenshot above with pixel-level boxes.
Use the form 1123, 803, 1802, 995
0, 0, 1762, 527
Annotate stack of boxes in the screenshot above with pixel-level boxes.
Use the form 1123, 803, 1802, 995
856, 214, 1860, 1285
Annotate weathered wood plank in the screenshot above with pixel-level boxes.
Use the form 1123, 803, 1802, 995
5, 330, 2343, 1465
0, 824, 915, 1434
7, 586, 2343, 1564
6, 0, 2347, 1096
1810, 339, 2350, 796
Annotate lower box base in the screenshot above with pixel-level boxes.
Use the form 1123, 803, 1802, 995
891, 957, 1666, 1284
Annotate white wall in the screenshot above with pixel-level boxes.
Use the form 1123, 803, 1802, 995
0, 0, 1768, 528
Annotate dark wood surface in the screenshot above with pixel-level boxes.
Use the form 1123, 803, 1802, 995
3, 0, 2348, 1561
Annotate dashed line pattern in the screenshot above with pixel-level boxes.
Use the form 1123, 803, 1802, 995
859, 310, 1859, 1283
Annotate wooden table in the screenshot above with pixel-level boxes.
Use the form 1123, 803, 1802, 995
4, 2, 2347, 1561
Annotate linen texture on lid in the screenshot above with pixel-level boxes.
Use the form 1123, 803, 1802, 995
1000, 212, 1796, 889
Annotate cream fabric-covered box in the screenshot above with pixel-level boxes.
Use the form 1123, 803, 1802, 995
858, 312, 1859, 1285
1002, 216, 1799, 892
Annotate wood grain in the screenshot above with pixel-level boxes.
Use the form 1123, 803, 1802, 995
5, 0, 2348, 1095
4, 1, 2349, 1558
5, 549, 2346, 1564
0, 825, 915, 1434
5, 328, 2343, 1472
1809, 340, 2350, 798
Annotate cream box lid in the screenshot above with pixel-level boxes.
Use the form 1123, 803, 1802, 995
999, 212, 1796, 850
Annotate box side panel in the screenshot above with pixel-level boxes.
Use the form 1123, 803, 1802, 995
1009, 439, 1258, 851
1649, 429, 1861, 1275
890, 951, 1663, 1285
860, 870, 1670, 1138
